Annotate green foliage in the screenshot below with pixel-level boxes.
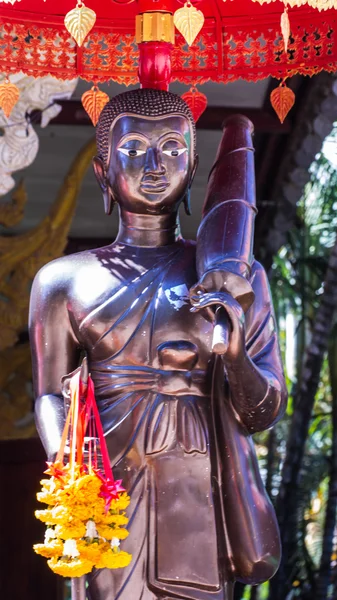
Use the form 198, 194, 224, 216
248, 131, 337, 599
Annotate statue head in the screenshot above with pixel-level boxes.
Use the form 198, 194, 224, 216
93, 89, 198, 216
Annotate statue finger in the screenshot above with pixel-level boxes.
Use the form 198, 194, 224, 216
189, 282, 206, 298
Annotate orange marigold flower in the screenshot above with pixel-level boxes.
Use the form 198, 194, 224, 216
55, 522, 86, 540
77, 540, 110, 562
35, 464, 132, 577
33, 540, 63, 559
35, 509, 55, 524
98, 513, 129, 527
37, 491, 58, 505
95, 549, 132, 570
96, 525, 129, 541
48, 556, 94, 578
50, 505, 72, 524
110, 493, 130, 511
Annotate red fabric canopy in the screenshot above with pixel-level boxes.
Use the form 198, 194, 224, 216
0, 0, 336, 84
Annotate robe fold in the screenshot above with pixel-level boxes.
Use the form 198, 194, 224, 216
60, 240, 284, 600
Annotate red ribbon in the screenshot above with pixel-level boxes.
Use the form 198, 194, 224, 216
50, 369, 124, 510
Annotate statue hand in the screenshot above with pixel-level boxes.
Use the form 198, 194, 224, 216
190, 290, 246, 362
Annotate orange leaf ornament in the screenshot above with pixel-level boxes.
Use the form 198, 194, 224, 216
182, 86, 207, 122
270, 83, 295, 124
64, 0, 96, 47
0, 79, 20, 118
82, 86, 109, 126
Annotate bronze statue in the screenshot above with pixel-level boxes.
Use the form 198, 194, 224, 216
29, 88, 287, 600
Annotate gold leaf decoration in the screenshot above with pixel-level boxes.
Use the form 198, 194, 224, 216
82, 86, 109, 126
270, 83, 295, 124
182, 86, 207, 122
281, 7, 290, 54
64, 1, 96, 47
174, 1, 205, 47
0, 79, 20, 118
251, 0, 337, 7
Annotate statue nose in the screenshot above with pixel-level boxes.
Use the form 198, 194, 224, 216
144, 147, 166, 175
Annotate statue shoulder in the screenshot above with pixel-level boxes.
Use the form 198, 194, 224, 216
32, 251, 95, 299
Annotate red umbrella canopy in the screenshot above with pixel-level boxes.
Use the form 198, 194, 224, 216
0, 0, 336, 85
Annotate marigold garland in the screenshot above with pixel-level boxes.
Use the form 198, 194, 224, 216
33, 370, 132, 577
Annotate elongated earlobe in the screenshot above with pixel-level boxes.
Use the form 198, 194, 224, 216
183, 154, 198, 215
183, 188, 192, 216
103, 188, 115, 215
92, 155, 115, 216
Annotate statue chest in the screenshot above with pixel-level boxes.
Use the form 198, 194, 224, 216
70, 242, 214, 371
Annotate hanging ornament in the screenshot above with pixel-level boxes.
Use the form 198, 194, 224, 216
82, 86, 109, 126
64, 0, 96, 47
253, 0, 337, 9
281, 5, 290, 54
0, 78, 20, 118
182, 86, 207, 122
270, 81, 295, 124
173, 1, 205, 47
34, 368, 132, 577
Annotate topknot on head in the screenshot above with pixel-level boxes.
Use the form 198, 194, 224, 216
96, 88, 196, 165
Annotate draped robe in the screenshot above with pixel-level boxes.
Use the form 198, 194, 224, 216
44, 239, 285, 600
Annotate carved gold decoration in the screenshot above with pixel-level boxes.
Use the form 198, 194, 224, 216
82, 86, 109, 126
0, 180, 26, 228
64, 0, 96, 47
270, 82, 295, 123
281, 7, 290, 54
0, 137, 96, 439
0, 78, 20, 118
173, 1, 205, 47
136, 12, 175, 44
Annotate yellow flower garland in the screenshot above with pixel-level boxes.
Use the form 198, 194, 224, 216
34, 470, 132, 577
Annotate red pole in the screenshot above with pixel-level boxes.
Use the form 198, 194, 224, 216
138, 41, 172, 90
135, 0, 174, 90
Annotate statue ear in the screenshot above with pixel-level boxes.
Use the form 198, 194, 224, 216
92, 156, 115, 215
191, 154, 199, 185
183, 188, 192, 216
183, 154, 199, 216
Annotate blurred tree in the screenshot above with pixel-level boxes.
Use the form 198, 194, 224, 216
268, 145, 337, 600
230, 141, 337, 600
315, 326, 337, 600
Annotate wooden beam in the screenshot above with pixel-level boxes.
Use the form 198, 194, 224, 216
30, 100, 291, 133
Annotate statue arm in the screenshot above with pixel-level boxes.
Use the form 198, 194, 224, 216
223, 333, 286, 434
29, 262, 81, 459
191, 262, 287, 434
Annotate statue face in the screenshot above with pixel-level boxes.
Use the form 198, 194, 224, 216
105, 114, 195, 215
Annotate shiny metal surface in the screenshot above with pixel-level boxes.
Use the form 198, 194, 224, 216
71, 576, 86, 600
29, 89, 287, 600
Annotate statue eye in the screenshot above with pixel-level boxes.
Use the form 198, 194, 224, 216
163, 148, 187, 157
118, 148, 146, 157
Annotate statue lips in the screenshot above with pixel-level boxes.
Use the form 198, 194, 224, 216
140, 176, 169, 194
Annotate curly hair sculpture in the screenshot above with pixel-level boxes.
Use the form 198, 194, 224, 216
96, 88, 197, 165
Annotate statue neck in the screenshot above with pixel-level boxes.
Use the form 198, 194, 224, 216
116, 209, 181, 247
